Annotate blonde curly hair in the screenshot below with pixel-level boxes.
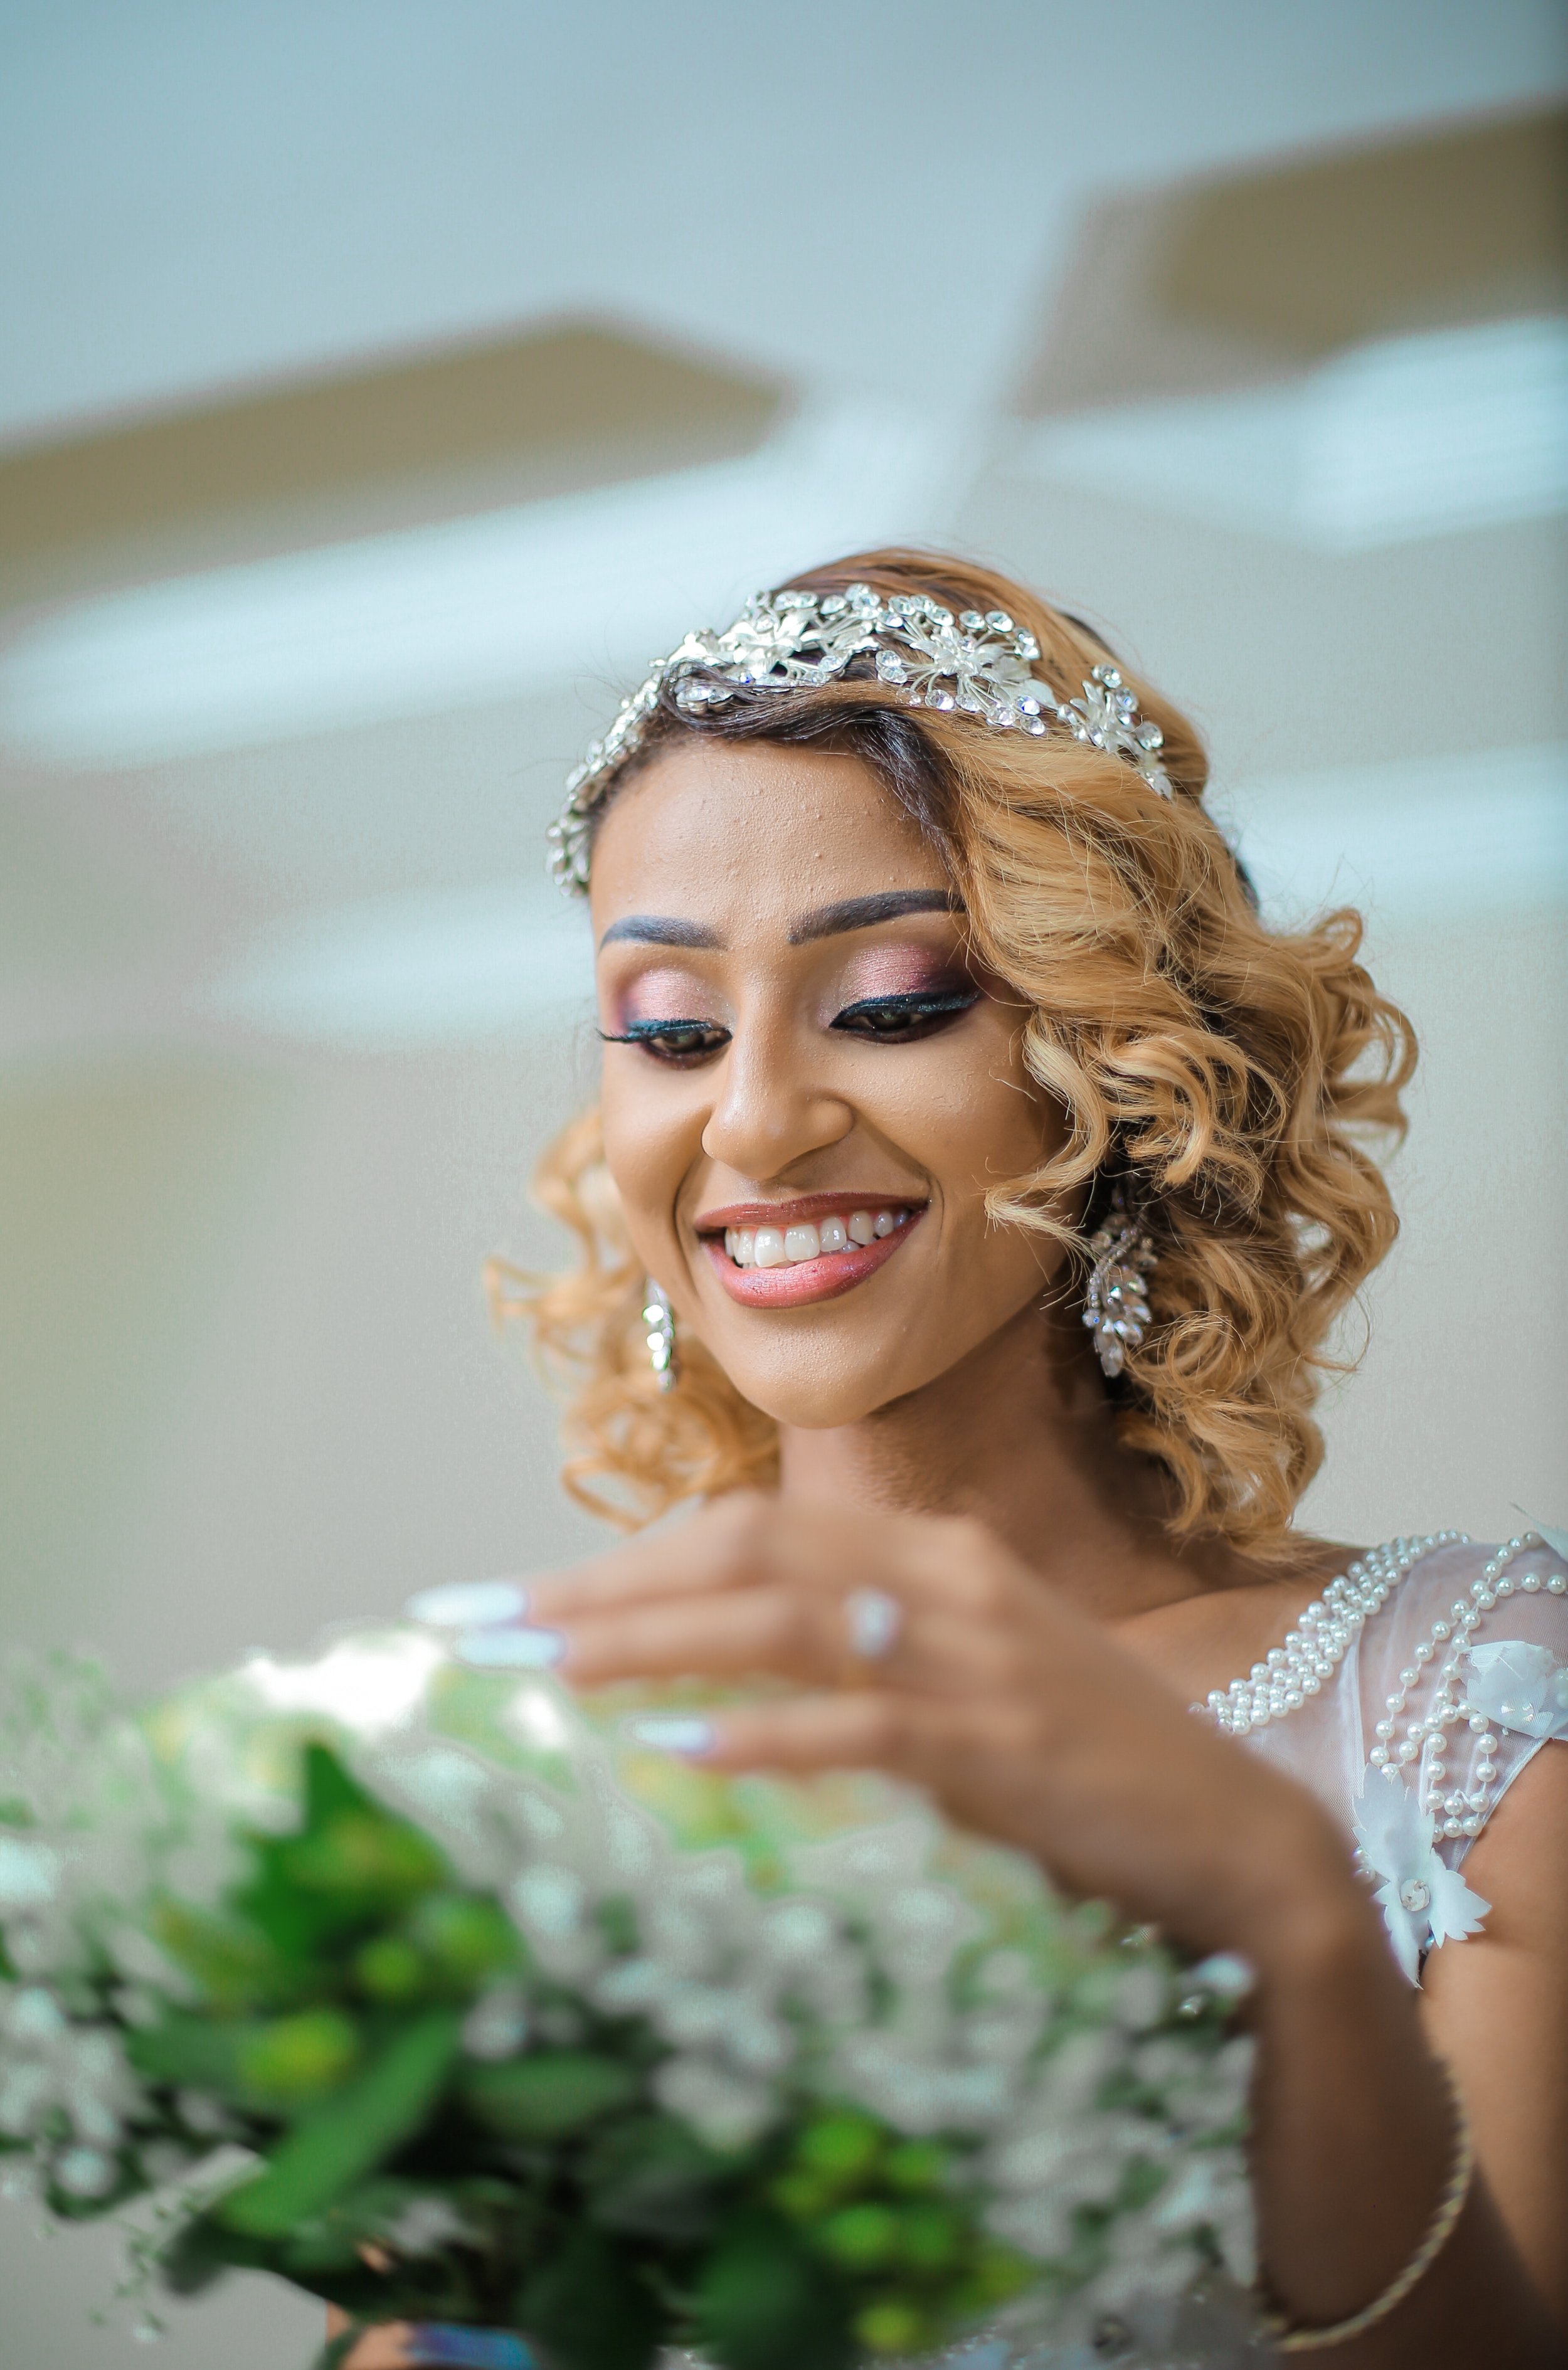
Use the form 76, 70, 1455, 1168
489, 549, 1414, 1560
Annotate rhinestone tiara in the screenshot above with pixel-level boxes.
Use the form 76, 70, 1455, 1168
549, 580, 1172, 889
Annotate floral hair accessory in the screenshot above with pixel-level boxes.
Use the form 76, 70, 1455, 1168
549, 583, 1173, 889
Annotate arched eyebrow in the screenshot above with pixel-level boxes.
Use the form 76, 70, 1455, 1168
598, 916, 724, 951
598, 887, 961, 955
788, 888, 962, 944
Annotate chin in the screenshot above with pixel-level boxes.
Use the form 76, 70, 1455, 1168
694, 1328, 941, 1431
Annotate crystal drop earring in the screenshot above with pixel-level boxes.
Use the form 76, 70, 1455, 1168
642, 1280, 677, 1392
1081, 1182, 1156, 1380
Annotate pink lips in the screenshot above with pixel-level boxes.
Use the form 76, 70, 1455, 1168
699, 1203, 924, 1309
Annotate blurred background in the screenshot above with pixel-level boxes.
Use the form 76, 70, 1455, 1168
1, 3, 1565, 2358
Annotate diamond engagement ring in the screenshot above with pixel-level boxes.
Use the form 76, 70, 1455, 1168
844, 1587, 904, 1662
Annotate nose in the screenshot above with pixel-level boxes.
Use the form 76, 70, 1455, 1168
699, 1013, 854, 1182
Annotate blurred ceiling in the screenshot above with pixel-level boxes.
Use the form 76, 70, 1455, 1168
0, 1, 1563, 1072
1019, 105, 1568, 411
0, 322, 783, 606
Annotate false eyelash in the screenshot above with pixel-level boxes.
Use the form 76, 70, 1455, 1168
830, 988, 980, 1027
598, 1018, 726, 1044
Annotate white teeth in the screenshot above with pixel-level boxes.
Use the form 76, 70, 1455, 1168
725, 1208, 914, 1266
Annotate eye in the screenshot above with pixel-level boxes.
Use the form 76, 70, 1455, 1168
830, 988, 980, 1042
600, 1017, 731, 1065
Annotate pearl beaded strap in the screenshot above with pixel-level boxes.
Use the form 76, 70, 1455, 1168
1374, 1531, 1567, 1839
1198, 1535, 1468, 1739
1198, 1530, 1568, 1836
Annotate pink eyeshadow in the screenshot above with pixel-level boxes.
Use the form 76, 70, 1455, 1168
615, 965, 719, 1029
837, 947, 968, 1000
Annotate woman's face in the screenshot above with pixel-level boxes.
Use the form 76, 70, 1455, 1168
590, 739, 1074, 1429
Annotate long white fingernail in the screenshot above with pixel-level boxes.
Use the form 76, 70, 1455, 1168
458, 1625, 563, 1669
407, 1578, 529, 1627
625, 1714, 715, 1756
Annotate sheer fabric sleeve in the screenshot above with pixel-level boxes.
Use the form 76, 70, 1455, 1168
1353, 1535, 1568, 1870
1243, 1533, 1568, 1980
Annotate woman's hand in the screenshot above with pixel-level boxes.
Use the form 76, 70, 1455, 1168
449, 1492, 1355, 1975
414, 1497, 1568, 2357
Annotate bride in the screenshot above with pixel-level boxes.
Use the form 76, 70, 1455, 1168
348, 551, 1567, 2366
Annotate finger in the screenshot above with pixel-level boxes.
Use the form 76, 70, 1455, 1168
527, 1495, 1018, 1627
341, 2328, 415, 2370
633, 1688, 974, 1784
548, 1587, 1015, 1694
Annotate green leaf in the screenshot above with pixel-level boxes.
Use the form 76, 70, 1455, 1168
792, 2110, 884, 2192
128, 2014, 258, 2098
514, 2223, 665, 2370
232, 1743, 449, 1963
159, 2212, 282, 2292
460, 2051, 639, 2140
353, 1934, 428, 2002
690, 2209, 856, 2370
581, 2113, 728, 2240
218, 2009, 460, 2238
236, 2009, 361, 2102
817, 2201, 898, 2271
148, 1901, 295, 2011
408, 1893, 522, 1987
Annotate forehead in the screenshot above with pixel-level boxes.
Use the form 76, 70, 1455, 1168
586, 739, 948, 938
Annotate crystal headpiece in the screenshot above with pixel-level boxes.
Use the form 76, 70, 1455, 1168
549, 580, 1172, 889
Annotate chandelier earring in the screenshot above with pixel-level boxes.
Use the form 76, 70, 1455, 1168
1081, 1182, 1157, 1380
642, 1280, 677, 1393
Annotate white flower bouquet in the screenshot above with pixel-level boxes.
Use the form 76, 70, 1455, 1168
0, 1625, 1256, 2369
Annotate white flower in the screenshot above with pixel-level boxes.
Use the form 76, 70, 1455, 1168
1352, 1777, 1490, 1982
652, 2055, 775, 2152
1464, 1640, 1568, 1740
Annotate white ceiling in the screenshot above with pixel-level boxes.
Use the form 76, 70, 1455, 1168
3, 0, 1563, 445
0, 1, 1564, 1072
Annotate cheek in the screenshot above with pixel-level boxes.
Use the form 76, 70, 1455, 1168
599, 1068, 699, 1256
883, 1013, 1064, 1188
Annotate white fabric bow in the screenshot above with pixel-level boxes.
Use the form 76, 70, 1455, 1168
1463, 1639, 1568, 1741
1351, 1778, 1490, 1984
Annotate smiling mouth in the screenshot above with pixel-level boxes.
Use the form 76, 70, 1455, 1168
696, 1198, 924, 1308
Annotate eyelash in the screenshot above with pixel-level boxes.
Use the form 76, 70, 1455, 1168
600, 990, 979, 1066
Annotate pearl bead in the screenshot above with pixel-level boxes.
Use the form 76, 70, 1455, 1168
1522, 1572, 1541, 1592
1469, 1714, 1489, 1733
1549, 1575, 1566, 1594
1497, 1575, 1515, 1595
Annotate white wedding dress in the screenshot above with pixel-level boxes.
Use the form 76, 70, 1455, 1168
930, 1528, 1568, 2369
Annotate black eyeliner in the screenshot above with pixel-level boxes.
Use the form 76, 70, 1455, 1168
830, 988, 980, 1026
